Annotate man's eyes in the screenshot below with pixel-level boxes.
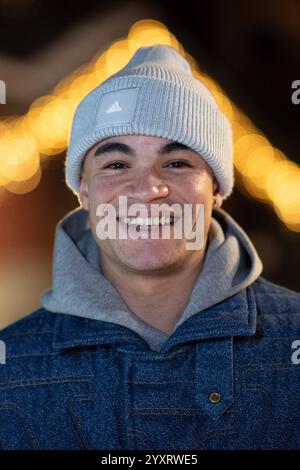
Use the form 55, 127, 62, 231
167, 160, 191, 168
103, 161, 127, 170
103, 160, 192, 170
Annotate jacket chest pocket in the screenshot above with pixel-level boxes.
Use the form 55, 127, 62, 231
130, 405, 242, 450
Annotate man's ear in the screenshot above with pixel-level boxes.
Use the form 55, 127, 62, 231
78, 172, 89, 211
213, 193, 223, 209
213, 178, 223, 209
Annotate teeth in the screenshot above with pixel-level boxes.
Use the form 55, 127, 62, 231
120, 217, 173, 226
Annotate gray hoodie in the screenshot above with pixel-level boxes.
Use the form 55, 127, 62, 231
41, 207, 263, 352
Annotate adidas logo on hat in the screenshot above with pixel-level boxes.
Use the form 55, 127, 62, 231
106, 101, 122, 113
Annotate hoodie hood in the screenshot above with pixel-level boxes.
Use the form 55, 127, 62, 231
41, 207, 263, 351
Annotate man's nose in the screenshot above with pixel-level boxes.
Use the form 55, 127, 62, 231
128, 171, 169, 202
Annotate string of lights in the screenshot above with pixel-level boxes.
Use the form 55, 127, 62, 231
0, 19, 299, 231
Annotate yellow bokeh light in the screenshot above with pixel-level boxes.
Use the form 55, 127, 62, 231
273, 178, 300, 222
265, 160, 298, 200
234, 133, 270, 174
244, 145, 275, 179
24, 95, 72, 154
240, 173, 269, 202
213, 91, 234, 122
0, 170, 10, 188
285, 222, 300, 233
5, 165, 41, 194
194, 72, 221, 98
0, 135, 39, 181
232, 109, 257, 137
128, 19, 173, 47
105, 40, 134, 76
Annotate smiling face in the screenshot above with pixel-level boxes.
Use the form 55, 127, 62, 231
79, 135, 222, 274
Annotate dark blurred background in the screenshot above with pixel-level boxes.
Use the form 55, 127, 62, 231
0, 0, 299, 328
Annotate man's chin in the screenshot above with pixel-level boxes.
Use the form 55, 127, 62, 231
120, 258, 180, 274
114, 242, 185, 272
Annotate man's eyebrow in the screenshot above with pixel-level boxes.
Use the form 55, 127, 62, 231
158, 142, 191, 154
93, 141, 191, 157
94, 142, 134, 157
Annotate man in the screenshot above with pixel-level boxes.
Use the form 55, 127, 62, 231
1, 45, 300, 450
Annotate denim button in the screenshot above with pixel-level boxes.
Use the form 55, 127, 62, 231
209, 392, 221, 403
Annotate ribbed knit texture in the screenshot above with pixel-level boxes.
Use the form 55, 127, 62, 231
66, 45, 234, 199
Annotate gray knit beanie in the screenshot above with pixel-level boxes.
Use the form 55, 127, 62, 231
66, 44, 234, 199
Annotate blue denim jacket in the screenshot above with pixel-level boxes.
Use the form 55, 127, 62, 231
1, 276, 300, 450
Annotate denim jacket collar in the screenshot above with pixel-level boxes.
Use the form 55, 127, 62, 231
52, 284, 257, 353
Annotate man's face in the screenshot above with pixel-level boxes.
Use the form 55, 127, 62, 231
79, 135, 220, 273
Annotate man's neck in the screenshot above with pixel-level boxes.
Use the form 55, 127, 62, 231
99, 248, 207, 334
